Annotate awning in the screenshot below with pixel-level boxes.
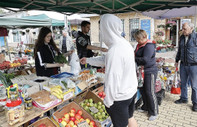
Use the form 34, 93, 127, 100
0, 0, 196, 14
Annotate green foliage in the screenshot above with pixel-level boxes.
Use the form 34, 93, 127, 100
54, 54, 68, 64
156, 39, 172, 45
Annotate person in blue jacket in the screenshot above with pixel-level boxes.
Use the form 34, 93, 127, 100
175, 22, 197, 112
134, 29, 158, 121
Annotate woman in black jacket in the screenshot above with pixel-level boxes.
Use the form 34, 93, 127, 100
134, 30, 158, 121
34, 27, 64, 77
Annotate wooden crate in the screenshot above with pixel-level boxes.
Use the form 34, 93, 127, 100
28, 117, 57, 127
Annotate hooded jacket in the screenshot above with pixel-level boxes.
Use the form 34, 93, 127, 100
87, 14, 138, 107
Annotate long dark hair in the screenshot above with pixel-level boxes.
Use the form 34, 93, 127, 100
34, 27, 59, 58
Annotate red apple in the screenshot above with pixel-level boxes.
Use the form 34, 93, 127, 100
66, 124, 71, 127
70, 112, 75, 117
70, 117, 76, 122
74, 119, 80, 125
64, 113, 70, 119
63, 117, 70, 123
75, 114, 81, 120
79, 118, 85, 122
86, 118, 90, 124
76, 110, 83, 116
98, 92, 103, 97
90, 121, 95, 126
58, 118, 62, 123
68, 121, 74, 126
70, 108, 76, 114
102, 92, 106, 98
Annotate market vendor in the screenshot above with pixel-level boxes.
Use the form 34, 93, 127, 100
34, 27, 64, 77
76, 21, 107, 69
80, 14, 138, 127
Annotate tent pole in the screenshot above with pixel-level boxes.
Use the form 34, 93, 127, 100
176, 19, 179, 49
195, 6, 197, 29
5, 37, 11, 60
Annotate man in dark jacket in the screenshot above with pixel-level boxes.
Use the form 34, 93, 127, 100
76, 21, 107, 69
175, 22, 197, 112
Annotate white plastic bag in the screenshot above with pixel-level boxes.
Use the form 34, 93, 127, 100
69, 52, 81, 75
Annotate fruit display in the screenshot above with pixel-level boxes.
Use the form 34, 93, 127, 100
28, 117, 57, 127
80, 98, 109, 122
54, 54, 68, 64
0, 61, 11, 70
97, 91, 106, 99
97, 68, 105, 73
50, 85, 64, 99
57, 107, 97, 127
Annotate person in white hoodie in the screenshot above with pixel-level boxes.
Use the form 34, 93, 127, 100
80, 14, 138, 127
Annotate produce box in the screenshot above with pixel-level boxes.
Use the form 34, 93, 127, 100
92, 85, 105, 100
52, 101, 99, 127
74, 91, 112, 127
28, 117, 57, 127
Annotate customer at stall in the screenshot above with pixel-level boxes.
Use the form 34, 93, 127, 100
175, 22, 197, 112
76, 21, 107, 69
134, 29, 158, 121
80, 14, 138, 127
34, 27, 64, 77
59, 30, 74, 62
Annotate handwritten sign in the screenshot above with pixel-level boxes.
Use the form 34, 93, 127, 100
77, 121, 89, 127
89, 106, 98, 114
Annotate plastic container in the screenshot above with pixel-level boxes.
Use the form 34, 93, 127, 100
5, 104, 25, 125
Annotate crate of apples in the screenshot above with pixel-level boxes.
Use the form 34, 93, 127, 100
98, 91, 106, 99
53, 102, 98, 127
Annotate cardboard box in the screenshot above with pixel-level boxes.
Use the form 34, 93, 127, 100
28, 117, 57, 127
74, 91, 112, 127
92, 85, 104, 100
52, 101, 99, 127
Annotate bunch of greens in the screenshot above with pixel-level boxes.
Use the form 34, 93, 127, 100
54, 54, 68, 64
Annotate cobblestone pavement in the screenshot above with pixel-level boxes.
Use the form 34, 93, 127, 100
134, 89, 197, 127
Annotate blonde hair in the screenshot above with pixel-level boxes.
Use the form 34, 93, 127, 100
134, 30, 147, 40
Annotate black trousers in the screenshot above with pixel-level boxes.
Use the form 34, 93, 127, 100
140, 72, 158, 116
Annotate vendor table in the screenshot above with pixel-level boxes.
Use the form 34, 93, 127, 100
0, 82, 100, 127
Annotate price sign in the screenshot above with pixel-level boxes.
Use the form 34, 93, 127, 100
89, 106, 98, 114
77, 121, 89, 127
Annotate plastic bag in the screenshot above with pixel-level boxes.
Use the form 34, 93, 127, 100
136, 65, 144, 88
69, 52, 81, 75
171, 69, 181, 94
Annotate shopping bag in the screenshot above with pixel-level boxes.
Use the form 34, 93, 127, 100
155, 79, 162, 93
171, 68, 181, 94
69, 52, 81, 75
136, 65, 144, 88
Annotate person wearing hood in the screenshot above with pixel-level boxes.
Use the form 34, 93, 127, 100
76, 21, 107, 69
80, 14, 138, 127
134, 30, 158, 121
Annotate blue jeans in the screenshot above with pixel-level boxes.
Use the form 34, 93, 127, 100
180, 63, 197, 104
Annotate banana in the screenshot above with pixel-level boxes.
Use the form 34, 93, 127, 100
50, 88, 63, 94
51, 92, 63, 99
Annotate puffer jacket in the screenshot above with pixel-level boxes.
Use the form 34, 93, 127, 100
176, 31, 197, 65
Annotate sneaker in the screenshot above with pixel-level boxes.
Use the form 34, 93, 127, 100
174, 99, 188, 104
149, 115, 158, 121
192, 103, 197, 112
138, 108, 146, 113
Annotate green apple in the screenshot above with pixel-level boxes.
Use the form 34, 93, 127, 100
98, 102, 102, 106
94, 103, 98, 108
99, 109, 103, 113
90, 112, 94, 116
89, 102, 93, 107
85, 99, 89, 103
97, 105, 101, 109
84, 106, 89, 111
89, 98, 93, 103
94, 114, 98, 119
101, 105, 105, 109
97, 112, 101, 116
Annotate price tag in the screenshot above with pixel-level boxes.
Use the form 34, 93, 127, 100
77, 121, 89, 127
89, 106, 98, 114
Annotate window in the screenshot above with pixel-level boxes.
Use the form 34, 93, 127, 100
129, 18, 139, 41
